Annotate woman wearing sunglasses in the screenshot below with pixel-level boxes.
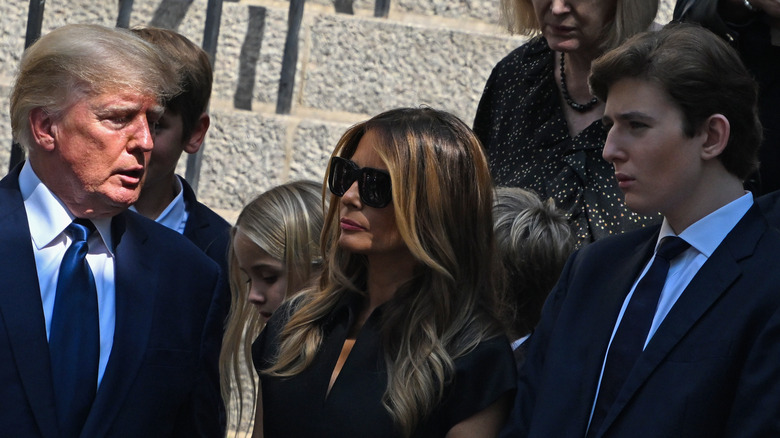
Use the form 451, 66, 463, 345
252, 107, 516, 437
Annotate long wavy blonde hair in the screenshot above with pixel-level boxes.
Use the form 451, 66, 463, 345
265, 107, 503, 437
219, 180, 325, 433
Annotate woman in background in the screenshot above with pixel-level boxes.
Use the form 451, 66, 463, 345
253, 107, 516, 437
219, 180, 325, 435
474, 0, 660, 245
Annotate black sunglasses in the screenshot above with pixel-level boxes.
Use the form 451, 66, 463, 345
328, 156, 392, 208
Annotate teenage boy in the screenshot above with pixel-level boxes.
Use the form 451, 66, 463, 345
130, 27, 231, 268
501, 24, 780, 438
130, 27, 231, 434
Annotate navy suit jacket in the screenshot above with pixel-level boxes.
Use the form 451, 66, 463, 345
758, 189, 780, 227
180, 176, 231, 274
0, 167, 225, 437
179, 175, 232, 433
502, 205, 780, 437
180, 175, 231, 329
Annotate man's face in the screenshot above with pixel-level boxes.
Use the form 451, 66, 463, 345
44, 90, 163, 218
602, 77, 707, 220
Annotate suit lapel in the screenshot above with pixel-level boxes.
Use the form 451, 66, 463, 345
586, 232, 657, 350
180, 177, 209, 247
570, 232, 656, 432
533, 229, 658, 436
81, 212, 159, 436
183, 205, 211, 249
0, 169, 60, 438
599, 206, 764, 435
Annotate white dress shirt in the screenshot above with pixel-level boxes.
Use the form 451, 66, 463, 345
19, 161, 116, 386
588, 192, 754, 429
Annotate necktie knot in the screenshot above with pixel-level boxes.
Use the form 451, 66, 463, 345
655, 236, 690, 262
67, 219, 95, 243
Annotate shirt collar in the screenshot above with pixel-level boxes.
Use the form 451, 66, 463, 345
128, 176, 187, 233
511, 334, 531, 351
20, 161, 114, 253
150, 176, 186, 231
657, 192, 753, 258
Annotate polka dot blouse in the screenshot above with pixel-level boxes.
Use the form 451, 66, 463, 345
473, 36, 659, 246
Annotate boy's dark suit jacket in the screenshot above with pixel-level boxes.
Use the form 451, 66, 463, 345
759, 189, 780, 227
179, 174, 231, 433
0, 166, 225, 437
179, 175, 231, 335
179, 175, 230, 275
502, 204, 780, 437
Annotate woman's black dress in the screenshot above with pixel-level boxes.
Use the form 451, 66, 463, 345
253, 294, 516, 437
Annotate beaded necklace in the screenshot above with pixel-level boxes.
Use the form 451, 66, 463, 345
559, 52, 599, 112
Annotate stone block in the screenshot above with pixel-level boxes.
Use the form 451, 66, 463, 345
0, 1, 117, 81
191, 109, 352, 211
298, 0, 500, 24
301, 13, 524, 123
193, 107, 288, 210
290, 117, 351, 182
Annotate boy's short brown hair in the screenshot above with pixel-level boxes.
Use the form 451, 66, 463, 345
131, 27, 212, 142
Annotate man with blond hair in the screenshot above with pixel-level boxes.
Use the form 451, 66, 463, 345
0, 24, 223, 437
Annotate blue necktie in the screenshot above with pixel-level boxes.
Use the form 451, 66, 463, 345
587, 236, 690, 438
49, 219, 99, 438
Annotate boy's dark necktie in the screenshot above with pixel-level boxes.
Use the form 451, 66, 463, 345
587, 236, 690, 438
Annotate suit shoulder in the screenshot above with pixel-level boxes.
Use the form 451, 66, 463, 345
577, 225, 659, 259
751, 218, 780, 265
179, 175, 231, 229
493, 35, 548, 71
179, 177, 231, 244
757, 190, 780, 228
184, 200, 231, 271
189, 200, 231, 230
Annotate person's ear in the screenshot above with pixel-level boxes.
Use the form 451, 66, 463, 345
183, 113, 210, 154
29, 107, 56, 151
700, 114, 730, 161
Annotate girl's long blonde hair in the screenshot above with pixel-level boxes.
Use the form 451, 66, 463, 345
219, 180, 325, 433
265, 107, 503, 437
